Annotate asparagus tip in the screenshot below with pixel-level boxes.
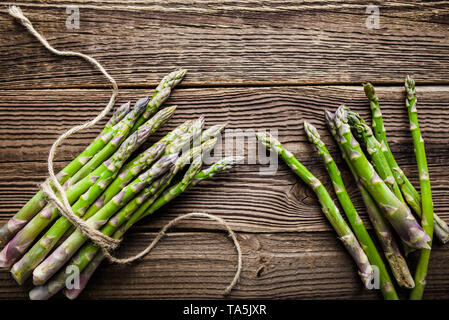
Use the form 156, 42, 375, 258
134, 96, 150, 112
363, 82, 377, 100
405, 75, 416, 99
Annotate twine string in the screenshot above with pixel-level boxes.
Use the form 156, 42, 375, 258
9, 6, 241, 295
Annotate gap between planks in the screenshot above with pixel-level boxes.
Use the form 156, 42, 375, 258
3, 81, 449, 91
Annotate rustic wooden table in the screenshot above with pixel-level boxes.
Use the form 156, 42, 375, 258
1, 1, 449, 300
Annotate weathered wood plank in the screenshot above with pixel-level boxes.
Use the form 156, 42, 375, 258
1, 1, 449, 87
0, 86, 449, 234
1, 231, 449, 299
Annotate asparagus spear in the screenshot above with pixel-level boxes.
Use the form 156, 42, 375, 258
406, 76, 434, 300
0, 102, 131, 247
67, 97, 150, 185
325, 111, 414, 289
334, 105, 430, 249
256, 132, 374, 287
31, 149, 234, 300
0, 107, 176, 268
65, 69, 185, 186
304, 121, 400, 297
364, 83, 449, 243
62, 156, 242, 300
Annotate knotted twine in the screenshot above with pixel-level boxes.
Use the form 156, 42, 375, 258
9, 5, 241, 295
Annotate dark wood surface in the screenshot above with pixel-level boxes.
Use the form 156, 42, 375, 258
1, 1, 449, 299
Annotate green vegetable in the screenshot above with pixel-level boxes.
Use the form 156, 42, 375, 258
406, 76, 434, 300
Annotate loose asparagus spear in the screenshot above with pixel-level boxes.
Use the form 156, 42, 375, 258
0, 102, 131, 247
406, 76, 434, 300
304, 121, 400, 297
364, 83, 449, 243
325, 111, 414, 289
62, 156, 242, 300
32, 153, 179, 285
0, 107, 176, 268
334, 105, 430, 249
256, 132, 374, 287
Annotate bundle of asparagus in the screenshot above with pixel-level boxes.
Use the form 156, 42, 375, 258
257, 76, 445, 300
0, 70, 243, 299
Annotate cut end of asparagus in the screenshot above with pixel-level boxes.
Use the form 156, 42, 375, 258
363, 82, 377, 101
29, 285, 52, 300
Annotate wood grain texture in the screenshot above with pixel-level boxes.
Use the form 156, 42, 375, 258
1, 86, 449, 234
2, 231, 449, 300
1, 1, 449, 88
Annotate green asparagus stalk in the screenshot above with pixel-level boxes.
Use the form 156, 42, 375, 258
256, 132, 374, 287
406, 76, 434, 300
32, 153, 179, 285
304, 121, 399, 297
0, 102, 131, 247
325, 111, 414, 289
80, 117, 211, 223
364, 83, 449, 243
334, 105, 430, 249
64, 69, 185, 186
61, 156, 242, 300
0, 107, 176, 268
